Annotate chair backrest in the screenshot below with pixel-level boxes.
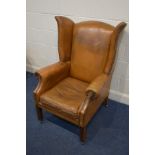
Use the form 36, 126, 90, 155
70, 21, 114, 82
55, 16, 126, 82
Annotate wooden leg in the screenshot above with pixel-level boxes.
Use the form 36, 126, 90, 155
36, 106, 43, 121
104, 96, 109, 107
80, 127, 87, 142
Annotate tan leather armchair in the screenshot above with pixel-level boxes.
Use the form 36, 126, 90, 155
33, 16, 126, 142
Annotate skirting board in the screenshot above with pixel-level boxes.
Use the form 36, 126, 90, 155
109, 90, 129, 105
27, 64, 129, 105
26, 64, 38, 73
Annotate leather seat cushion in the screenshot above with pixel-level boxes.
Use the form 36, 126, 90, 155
40, 77, 89, 115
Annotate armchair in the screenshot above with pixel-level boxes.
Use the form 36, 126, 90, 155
33, 16, 126, 142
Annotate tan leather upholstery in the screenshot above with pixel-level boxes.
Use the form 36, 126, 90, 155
86, 73, 111, 96
55, 16, 74, 62
33, 16, 126, 141
70, 21, 114, 82
40, 77, 88, 116
34, 61, 70, 102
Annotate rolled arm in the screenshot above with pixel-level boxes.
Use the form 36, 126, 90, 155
86, 73, 110, 98
78, 73, 111, 126
33, 61, 70, 101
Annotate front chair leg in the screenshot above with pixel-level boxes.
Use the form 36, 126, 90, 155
80, 127, 87, 142
36, 105, 43, 121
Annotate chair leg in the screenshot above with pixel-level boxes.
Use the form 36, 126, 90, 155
36, 106, 43, 121
104, 96, 109, 107
80, 127, 87, 142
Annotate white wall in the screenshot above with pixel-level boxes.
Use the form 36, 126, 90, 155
26, 0, 129, 105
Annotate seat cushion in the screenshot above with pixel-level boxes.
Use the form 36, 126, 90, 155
40, 77, 89, 116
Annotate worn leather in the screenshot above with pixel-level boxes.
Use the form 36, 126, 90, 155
79, 74, 112, 127
34, 61, 70, 102
70, 21, 114, 82
40, 77, 88, 115
55, 16, 74, 62
34, 16, 126, 128
104, 22, 127, 74
86, 73, 110, 97
79, 93, 105, 127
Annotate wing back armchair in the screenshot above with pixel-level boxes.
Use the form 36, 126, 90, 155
33, 16, 126, 142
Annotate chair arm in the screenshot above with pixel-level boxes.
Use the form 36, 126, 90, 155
33, 61, 70, 102
78, 91, 94, 126
85, 73, 110, 98
78, 74, 111, 126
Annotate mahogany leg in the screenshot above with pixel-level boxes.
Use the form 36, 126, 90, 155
36, 106, 43, 121
104, 96, 109, 107
80, 127, 87, 142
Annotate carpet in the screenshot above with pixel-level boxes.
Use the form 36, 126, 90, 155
26, 72, 129, 155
